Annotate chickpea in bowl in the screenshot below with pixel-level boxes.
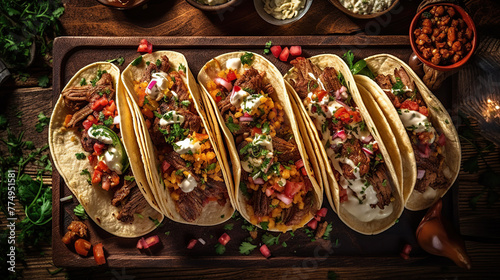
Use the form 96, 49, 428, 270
410, 4, 477, 71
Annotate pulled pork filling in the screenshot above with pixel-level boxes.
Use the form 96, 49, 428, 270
133, 55, 228, 223
374, 67, 448, 194
206, 54, 317, 231
62, 71, 148, 223
289, 57, 394, 221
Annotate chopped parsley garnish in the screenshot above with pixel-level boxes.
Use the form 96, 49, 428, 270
156, 59, 162, 67
80, 78, 87, 86
239, 242, 257, 255
392, 77, 405, 96
243, 87, 255, 94
90, 69, 107, 87
180, 100, 191, 107
240, 52, 254, 66
382, 179, 387, 186
178, 63, 186, 72
75, 153, 86, 160
263, 40, 272, 54
445, 119, 450, 124
260, 221, 269, 230
323, 223, 333, 239
338, 72, 347, 87
149, 217, 161, 227
132, 56, 143, 66
80, 169, 92, 185
143, 97, 150, 105
206, 162, 217, 171
35, 112, 50, 132
124, 175, 135, 182
312, 103, 326, 117
225, 116, 240, 133
224, 223, 234, 231
106, 56, 125, 66
262, 233, 280, 246
240, 182, 250, 198
103, 116, 114, 127
358, 121, 366, 131
262, 122, 270, 134
215, 243, 226, 255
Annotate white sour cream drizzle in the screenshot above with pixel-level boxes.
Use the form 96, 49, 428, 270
226, 58, 241, 70
174, 138, 201, 155
230, 88, 250, 107
302, 71, 393, 221
179, 174, 197, 193
159, 111, 185, 126
242, 134, 274, 174
146, 72, 170, 100
399, 109, 436, 138
87, 126, 124, 175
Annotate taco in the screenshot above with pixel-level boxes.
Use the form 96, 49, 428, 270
49, 62, 163, 238
198, 51, 323, 232
360, 54, 460, 211
285, 55, 404, 235
121, 51, 235, 225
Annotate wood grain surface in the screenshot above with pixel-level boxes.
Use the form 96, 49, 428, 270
1, 0, 499, 279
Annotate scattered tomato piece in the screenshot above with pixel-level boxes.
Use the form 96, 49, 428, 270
74, 239, 92, 257
187, 239, 198, 249
137, 39, 153, 53
218, 233, 231, 246
307, 218, 318, 230
279, 47, 290, 62
136, 238, 146, 250
270, 45, 282, 58
316, 208, 328, 218
259, 244, 271, 258
290, 46, 302, 56
400, 244, 412, 260
93, 243, 106, 265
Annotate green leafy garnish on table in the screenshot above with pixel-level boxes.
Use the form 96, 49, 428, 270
215, 243, 226, 255
73, 204, 88, 220
240, 52, 254, 66
239, 242, 257, 255
262, 233, 280, 246
342, 50, 374, 78
35, 112, 50, 132
106, 56, 125, 66
264, 40, 272, 54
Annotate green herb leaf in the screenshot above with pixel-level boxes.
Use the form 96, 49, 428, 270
35, 112, 50, 132
106, 56, 125, 66
132, 56, 143, 66
124, 175, 135, 182
75, 153, 86, 160
260, 221, 269, 230
215, 243, 226, 255
225, 116, 240, 133
240, 52, 255, 66
224, 223, 234, 231
178, 63, 186, 72
73, 204, 88, 220
262, 233, 280, 246
239, 242, 257, 255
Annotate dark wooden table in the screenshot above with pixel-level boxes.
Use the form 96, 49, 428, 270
1, 0, 500, 279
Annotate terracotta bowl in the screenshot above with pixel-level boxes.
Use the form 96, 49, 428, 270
185, 0, 243, 13
96, 0, 149, 10
328, 0, 400, 20
409, 3, 478, 72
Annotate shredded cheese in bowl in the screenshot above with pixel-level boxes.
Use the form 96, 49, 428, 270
263, 0, 306, 20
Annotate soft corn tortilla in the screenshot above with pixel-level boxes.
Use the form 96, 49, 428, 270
198, 52, 323, 232
363, 54, 461, 211
355, 75, 417, 205
49, 62, 163, 238
284, 54, 404, 235
121, 51, 235, 225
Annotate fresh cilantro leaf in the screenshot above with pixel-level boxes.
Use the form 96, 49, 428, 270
149, 216, 161, 227
239, 242, 257, 255
80, 169, 92, 185
73, 204, 88, 220
106, 56, 125, 66
262, 233, 280, 246
225, 116, 240, 133
215, 243, 226, 255
35, 112, 50, 132
260, 221, 269, 230
132, 56, 143, 66
178, 63, 186, 72
75, 153, 86, 160
224, 223, 234, 231
323, 223, 333, 239
124, 175, 135, 182
80, 78, 87, 86
240, 52, 254, 66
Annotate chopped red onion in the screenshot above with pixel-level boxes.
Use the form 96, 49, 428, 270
265, 188, 274, 197
333, 130, 347, 141
276, 193, 292, 205
239, 116, 254, 122
147, 80, 157, 90
215, 77, 232, 92
362, 147, 373, 156
361, 135, 373, 144
263, 158, 274, 174
340, 86, 347, 93
336, 100, 350, 109
253, 177, 265, 184
417, 169, 426, 179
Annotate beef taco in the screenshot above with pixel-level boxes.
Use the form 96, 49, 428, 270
121, 51, 235, 225
360, 54, 460, 211
285, 55, 404, 235
198, 52, 323, 232
49, 62, 163, 238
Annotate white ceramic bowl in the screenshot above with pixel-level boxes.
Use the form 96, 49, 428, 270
254, 0, 313, 26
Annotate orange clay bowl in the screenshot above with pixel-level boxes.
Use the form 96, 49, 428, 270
329, 0, 400, 20
410, 3, 478, 72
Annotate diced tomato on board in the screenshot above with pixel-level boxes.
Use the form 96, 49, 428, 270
279, 47, 290, 62
259, 244, 271, 258
218, 233, 231, 246
270, 46, 282, 58
137, 39, 153, 53
290, 46, 302, 56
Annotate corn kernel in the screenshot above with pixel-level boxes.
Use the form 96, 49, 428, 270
234, 111, 243, 118
282, 169, 290, 179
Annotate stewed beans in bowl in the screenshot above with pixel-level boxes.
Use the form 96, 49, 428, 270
410, 4, 477, 71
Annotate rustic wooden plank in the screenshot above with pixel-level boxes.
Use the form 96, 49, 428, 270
58, 0, 420, 36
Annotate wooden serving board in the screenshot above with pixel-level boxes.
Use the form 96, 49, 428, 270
51, 36, 459, 268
